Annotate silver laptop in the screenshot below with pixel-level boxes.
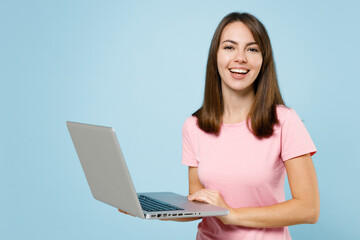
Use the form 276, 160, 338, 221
67, 121, 229, 219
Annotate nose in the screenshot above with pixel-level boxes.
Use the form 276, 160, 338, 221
234, 50, 247, 63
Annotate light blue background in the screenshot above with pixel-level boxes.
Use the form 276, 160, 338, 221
1, 0, 359, 239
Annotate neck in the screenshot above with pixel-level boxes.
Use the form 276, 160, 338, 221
222, 86, 255, 124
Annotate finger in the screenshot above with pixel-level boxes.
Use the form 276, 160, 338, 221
200, 190, 223, 202
189, 192, 216, 204
189, 189, 213, 198
195, 195, 216, 205
189, 189, 215, 198
189, 190, 228, 209
201, 189, 222, 199
195, 190, 218, 201
118, 209, 129, 215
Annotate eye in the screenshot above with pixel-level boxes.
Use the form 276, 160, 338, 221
248, 47, 259, 52
223, 45, 235, 50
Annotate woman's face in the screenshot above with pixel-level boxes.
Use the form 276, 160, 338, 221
217, 21, 263, 95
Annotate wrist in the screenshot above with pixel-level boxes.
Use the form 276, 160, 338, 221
220, 208, 237, 225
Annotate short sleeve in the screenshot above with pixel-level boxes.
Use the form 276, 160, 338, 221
281, 109, 317, 161
182, 117, 199, 167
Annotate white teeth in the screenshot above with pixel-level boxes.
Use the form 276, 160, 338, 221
230, 68, 249, 74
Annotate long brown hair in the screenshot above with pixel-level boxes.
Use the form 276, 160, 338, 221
193, 12, 285, 138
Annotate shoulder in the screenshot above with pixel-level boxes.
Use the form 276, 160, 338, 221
183, 116, 198, 129
182, 116, 200, 136
276, 105, 299, 126
276, 105, 317, 159
182, 116, 200, 148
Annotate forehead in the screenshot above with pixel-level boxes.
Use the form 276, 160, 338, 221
220, 21, 255, 43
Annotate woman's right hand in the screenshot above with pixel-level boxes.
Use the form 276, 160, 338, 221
118, 209, 135, 217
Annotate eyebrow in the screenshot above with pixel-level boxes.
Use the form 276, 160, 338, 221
221, 40, 258, 46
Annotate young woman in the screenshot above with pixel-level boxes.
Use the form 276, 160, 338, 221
181, 12, 320, 239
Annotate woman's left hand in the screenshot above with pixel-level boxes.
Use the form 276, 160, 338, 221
188, 189, 233, 224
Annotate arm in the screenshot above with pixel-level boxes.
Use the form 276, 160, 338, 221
188, 166, 205, 194
189, 154, 320, 228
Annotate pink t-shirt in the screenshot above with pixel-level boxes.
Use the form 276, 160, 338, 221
182, 105, 316, 240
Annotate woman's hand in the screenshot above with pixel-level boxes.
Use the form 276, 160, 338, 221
188, 189, 233, 224
118, 209, 135, 217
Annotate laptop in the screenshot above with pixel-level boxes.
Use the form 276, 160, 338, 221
67, 121, 229, 219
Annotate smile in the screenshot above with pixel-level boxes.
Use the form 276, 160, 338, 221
229, 68, 249, 75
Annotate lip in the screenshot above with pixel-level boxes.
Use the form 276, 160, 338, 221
229, 67, 249, 71
228, 68, 249, 80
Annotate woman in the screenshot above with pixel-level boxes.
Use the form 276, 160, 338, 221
181, 12, 320, 239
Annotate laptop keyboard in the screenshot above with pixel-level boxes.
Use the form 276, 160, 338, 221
138, 195, 184, 212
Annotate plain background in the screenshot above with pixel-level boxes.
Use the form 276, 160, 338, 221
1, 0, 359, 239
